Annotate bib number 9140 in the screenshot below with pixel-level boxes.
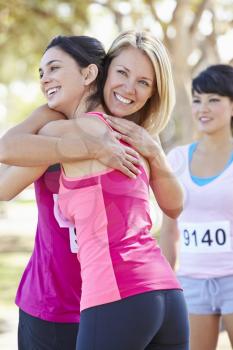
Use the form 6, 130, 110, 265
178, 221, 231, 253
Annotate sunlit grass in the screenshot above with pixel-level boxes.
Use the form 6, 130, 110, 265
0, 251, 31, 306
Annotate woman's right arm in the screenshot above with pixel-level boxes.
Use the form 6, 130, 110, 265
159, 214, 180, 270
0, 104, 67, 166
0, 106, 140, 177
0, 164, 47, 201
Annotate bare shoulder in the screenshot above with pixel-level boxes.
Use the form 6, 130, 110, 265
76, 113, 111, 136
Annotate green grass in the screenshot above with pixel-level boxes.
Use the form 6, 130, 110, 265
0, 248, 31, 306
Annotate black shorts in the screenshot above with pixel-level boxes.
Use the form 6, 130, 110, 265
18, 309, 79, 350
77, 289, 189, 350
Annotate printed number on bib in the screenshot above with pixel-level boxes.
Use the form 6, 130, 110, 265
178, 221, 231, 253
53, 194, 78, 253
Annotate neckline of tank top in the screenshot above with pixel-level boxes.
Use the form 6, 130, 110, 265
60, 164, 149, 189
60, 163, 149, 182
188, 142, 233, 185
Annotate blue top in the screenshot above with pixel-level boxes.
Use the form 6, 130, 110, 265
188, 142, 233, 186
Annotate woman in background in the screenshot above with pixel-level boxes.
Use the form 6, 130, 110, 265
160, 64, 233, 350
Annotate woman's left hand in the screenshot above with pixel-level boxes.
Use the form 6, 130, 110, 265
105, 115, 161, 161
105, 115, 183, 219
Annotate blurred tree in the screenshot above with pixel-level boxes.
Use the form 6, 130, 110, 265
0, 0, 90, 82
91, 0, 233, 144
0, 0, 90, 126
146, 0, 232, 145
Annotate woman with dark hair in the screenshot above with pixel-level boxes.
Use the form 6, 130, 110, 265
39, 30, 188, 350
160, 64, 233, 350
0, 35, 140, 350
0, 31, 188, 349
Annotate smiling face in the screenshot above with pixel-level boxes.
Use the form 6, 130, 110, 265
192, 92, 233, 134
103, 46, 155, 118
39, 47, 88, 118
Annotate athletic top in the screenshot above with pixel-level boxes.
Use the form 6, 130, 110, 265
58, 113, 180, 312
15, 164, 82, 323
189, 142, 233, 186
167, 144, 233, 278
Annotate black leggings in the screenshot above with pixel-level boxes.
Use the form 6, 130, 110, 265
77, 289, 189, 350
18, 309, 79, 350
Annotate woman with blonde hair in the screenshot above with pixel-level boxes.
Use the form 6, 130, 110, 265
1, 31, 189, 349
40, 30, 188, 349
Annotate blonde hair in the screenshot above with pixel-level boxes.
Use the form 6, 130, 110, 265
104, 30, 176, 134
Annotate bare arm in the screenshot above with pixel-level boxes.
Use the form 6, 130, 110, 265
105, 116, 184, 218
0, 105, 63, 200
38, 115, 141, 178
147, 147, 183, 219
0, 106, 140, 177
0, 104, 66, 166
159, 214, 180, 269
0, 163, 47, 201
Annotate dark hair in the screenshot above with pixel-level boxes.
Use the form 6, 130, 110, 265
45, 35, 106, 110
192, 64, 233, 101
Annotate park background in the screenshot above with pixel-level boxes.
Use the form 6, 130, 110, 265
0, 0, 233, 349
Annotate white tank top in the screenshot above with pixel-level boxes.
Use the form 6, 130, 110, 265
167, 145, 233, 278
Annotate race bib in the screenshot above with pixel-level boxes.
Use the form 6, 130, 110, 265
53, 194, 78, 253
68, 227, 78, 254
178, 221, 231, 253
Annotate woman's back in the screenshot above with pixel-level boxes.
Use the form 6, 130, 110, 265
58, 114, 180, 312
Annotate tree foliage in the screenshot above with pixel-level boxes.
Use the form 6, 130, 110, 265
0, 0, 89, 82
91, 0, 233, 143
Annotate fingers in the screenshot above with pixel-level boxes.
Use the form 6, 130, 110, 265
107, 117, 134, 135
113, 149, 141, 178
118, 165, 137, 179
124, 159, 141, 175
106, 116, 124, 125
107, 119, 127, 134
124, 146, 140, 159
112, 131, 122, 140
119, 134, 134, 145
112, 132, 141, 159
126, 155, 140, 166
112, 132, 134, 147
117, 161, 140, 178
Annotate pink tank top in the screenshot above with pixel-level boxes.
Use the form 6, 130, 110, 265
16, 165, 82, 322
58, 113, 180, 311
